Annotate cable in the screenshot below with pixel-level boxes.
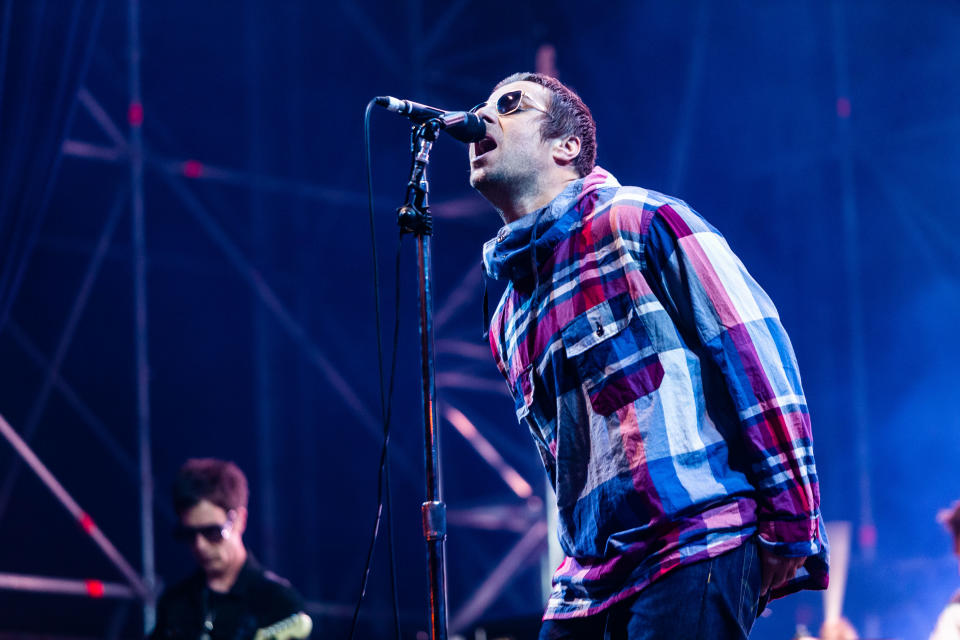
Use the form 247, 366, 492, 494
348, 100, 403, 640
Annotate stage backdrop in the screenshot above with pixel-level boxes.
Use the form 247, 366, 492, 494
1, 1, 959, 638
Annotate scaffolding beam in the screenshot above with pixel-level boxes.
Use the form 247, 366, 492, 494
0, 572, 138, 600
0, 414, 148, 598
126, 0, 157, 630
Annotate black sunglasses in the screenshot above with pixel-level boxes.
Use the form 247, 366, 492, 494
173, 510, 237, 544
470, 89, 551, 117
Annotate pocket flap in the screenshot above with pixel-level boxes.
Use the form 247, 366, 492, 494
561, 294, 635, 358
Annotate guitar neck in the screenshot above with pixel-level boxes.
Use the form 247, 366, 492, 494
252, 612, 312, 640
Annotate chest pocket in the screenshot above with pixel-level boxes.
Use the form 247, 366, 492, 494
561, 292, 664, 416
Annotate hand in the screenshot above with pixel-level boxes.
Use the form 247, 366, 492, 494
758, 547, 805, 597
819, 617, 859, 640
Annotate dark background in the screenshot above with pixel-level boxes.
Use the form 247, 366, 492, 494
1, 1, 959, 638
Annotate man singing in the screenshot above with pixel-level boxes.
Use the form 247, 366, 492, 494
930, 501, 960, 640
471, 72, 828, 638
149, 458, 310, 639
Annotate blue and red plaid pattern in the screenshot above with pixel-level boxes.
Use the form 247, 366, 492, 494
483, 167, 828, 619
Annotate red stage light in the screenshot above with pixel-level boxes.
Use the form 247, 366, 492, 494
836, 97, 851, 119
183, 160, 204, 179
85, 579, 105, 598
78, 512, 96, 535
128, 102, 144, 126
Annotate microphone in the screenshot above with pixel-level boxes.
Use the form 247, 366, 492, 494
375, 96, 486, 143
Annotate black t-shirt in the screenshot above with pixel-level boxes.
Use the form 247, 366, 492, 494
149, 557, 307, 640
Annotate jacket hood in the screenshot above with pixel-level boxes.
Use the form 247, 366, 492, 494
482, 166, 620, 286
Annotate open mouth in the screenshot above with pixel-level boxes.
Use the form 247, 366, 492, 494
473, 136, 497, 159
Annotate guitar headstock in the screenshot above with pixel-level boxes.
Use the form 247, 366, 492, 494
252, 612, 313, 640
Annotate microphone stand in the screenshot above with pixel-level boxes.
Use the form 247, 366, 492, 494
397, 118, 448, 640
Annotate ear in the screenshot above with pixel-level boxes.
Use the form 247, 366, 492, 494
235, 506, 248, 536
552, 134, 581, 168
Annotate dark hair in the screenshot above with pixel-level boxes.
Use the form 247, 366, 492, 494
173, 458, 249, 515
939, 500, 960, 540
493, 72, 597, 177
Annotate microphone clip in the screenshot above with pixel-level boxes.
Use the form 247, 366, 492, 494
397, 119, 441, 236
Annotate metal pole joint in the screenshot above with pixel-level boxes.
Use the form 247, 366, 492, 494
421, 500, 447, 542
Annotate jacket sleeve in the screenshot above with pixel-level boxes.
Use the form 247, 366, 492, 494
639, 202, 828, 593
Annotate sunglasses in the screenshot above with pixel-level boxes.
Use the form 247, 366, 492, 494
470, 89, 551, 118
173, 510, 237, 544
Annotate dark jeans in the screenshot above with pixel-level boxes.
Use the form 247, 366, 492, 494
539, 540, 761, 640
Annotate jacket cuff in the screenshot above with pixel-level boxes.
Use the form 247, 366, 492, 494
756, 518, 830, 599
756, 516, 820, 557
755, 530, 821, 558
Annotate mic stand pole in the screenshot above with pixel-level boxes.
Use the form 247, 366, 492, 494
397, 119, 448, 640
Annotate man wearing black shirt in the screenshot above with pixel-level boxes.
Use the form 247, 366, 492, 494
149, 458, 310, 640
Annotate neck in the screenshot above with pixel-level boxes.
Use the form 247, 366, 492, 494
485, 170, 579, 224
206, 546, 247, 593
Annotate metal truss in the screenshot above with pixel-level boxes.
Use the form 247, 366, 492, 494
0, 0, 553, 636
9, 0, 936, 635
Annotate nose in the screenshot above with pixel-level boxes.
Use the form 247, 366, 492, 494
474, 103, 497, 124
191, 533, 210, 553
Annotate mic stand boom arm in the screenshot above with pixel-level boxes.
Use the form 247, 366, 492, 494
397, 118, 448, 640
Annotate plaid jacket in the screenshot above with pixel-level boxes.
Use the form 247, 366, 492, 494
483, 167, 828, 619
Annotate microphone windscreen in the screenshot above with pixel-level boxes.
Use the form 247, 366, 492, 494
441, 112, 486, 143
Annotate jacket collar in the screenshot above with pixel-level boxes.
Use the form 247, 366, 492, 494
190, 554, 260, 598
482, 166, 619, 285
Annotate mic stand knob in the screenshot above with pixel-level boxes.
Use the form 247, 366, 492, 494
397, 120, 441, 236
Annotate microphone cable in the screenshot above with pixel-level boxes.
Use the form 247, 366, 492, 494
348, 99, 404, 640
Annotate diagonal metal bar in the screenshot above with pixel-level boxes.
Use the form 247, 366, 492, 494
443, 404, 532, 499
151, 154, 386, 208
867, 164, 960, 276
77, 87, 127, 148
3, 319, 179, 528
0, 572, 137, 600
428, 40, 528, 76
158, 171, 416, 479
436, 371, 511, 397
436, 339, 490, 361
3, 319, 138, 479
60, 143, 391, 209
0, 0, 106, 337
0, 413, 148, 598
447, 504, 541, 533
62, 139, 127, 162
336, 0, 404, 77
430, 194, 490, 220
0, 187, 127, 520
434, 264, 479, 330
449, 519, 548, 632
0, 3, 50, 307
419, 0, 473, 58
